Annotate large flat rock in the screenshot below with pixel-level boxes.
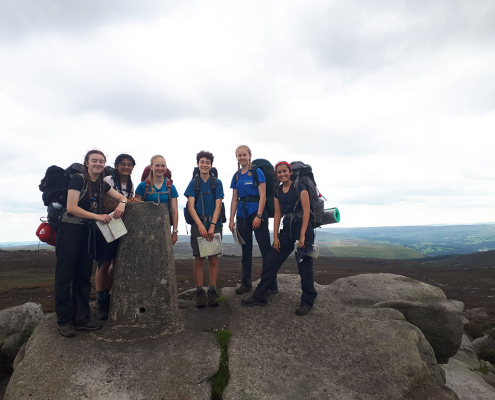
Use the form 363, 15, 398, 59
5, 314, 220, 400
223, 274, 457, 400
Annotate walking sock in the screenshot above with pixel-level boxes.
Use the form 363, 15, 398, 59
96, 291, 106, 301
104, 289, 110, 298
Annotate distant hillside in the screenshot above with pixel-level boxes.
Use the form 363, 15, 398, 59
320, 224, 495, 256
2, 223, 492, 259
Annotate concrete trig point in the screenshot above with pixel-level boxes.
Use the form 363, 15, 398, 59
109, 202, 179, 325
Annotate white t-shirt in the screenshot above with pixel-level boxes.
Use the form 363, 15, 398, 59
104, 175, 132, 204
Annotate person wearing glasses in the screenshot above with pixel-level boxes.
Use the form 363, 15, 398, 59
94, 154, 137, 320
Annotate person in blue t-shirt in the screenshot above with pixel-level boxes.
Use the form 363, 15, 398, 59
241, 161, 317, 316
135, 155, 179, 245
229, 145, 275, 295
184, 151, 224, 308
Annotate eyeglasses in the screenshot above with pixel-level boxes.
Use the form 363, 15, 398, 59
119, 163, 134, 167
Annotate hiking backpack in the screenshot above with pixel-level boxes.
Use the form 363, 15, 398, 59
140, 166, 173, 223
39, 163, 87, 230
234, 158, 276, 218
37, 163, 88, 245
278, 161, 340, 227
184, 167, 227, 225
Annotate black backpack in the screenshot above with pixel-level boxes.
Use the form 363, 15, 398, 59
39, 163, 87, 229
184, 167, 227, 225
283, 161, 340, 227
234, 159, 276, 218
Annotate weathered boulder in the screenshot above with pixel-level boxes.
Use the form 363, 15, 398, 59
111, 202, 179, 325
451, 335, 481, 370
5, 314, 220, 400
223, 274, 457, 400
441, 358, 495, 399
0, 303, 44, 341
483, 372, 495, 388
463, 308, 488, 323
0, 332, 25, 370
472, 335, 495, 357
330, 273, 447, 306
374, 299, 464, 363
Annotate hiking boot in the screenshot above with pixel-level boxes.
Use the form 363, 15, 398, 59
241, 296, 267, 307
295, 302, 313, 316
196, 289, 207, 308
74, 317, 103, 331
235, 285, 252, 294
58, 324, 76, 338
96, 298, 109, 320
208, 289, 220, 307
266, 288, 279, 297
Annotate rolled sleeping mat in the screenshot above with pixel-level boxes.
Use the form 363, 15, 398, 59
322, 207, 340, 225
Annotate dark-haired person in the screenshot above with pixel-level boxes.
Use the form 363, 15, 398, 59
55, 150, 128, 337
94, 153, 136, 320
184, 151, 224, 308
229, 145, 275, 295
241, 161, 317, 315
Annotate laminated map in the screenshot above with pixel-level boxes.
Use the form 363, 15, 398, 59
96, 212, 128, 243
197, 233, 223, 258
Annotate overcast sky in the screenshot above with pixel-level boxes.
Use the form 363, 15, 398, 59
1, 0, 494, 242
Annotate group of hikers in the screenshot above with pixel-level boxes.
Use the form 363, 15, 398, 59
54, 145, 318, 338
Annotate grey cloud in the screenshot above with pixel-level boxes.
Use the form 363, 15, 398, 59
296, 0, 495, 73
0, 0, 185, 41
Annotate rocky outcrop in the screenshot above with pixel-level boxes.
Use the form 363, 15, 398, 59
0, 303, 43, 372
329, 273, 464, 363
6, 274, 464, 399
224, 274, 457, 400
5, 314, 220, 400
0, 303, 43, 340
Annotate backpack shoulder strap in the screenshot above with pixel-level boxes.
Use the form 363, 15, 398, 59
210, 175, 217, 199
252, 167, 259, 187
142, 178, 151, 201
165, 177, 172, 204
194, 174, 201, 203
76, 173, 88, 201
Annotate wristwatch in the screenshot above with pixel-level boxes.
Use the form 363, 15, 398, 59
173, 229, 179, 234
121, 200, 127, 204
256, 214, 263, 219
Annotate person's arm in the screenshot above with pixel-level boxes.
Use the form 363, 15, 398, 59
273, 197, 281, 251
171, 197, 178, 245
208, 198, 222, 241
188, 196, 207, 238
66, 190, 111, 223
106, 188, 126, 219
229, 188, 238, 232
298, 190, 311, 248
252, 182, 266, 230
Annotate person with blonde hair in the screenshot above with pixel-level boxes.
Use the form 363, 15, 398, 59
229, 145, 276, 295
135, 155, 179, 245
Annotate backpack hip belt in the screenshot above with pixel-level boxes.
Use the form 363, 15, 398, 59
238, 195, 261, 225
61, 212, 89, 225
